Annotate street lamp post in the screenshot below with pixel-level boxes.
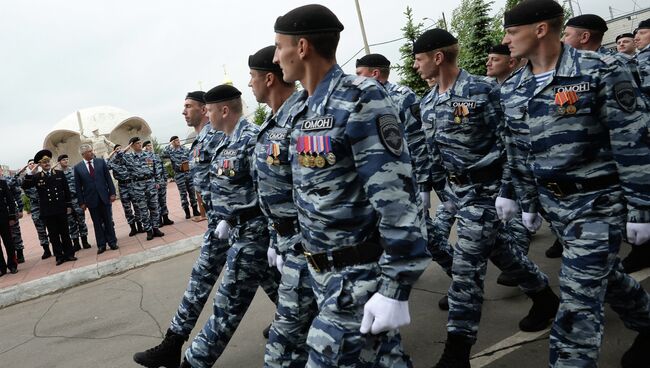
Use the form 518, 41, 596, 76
354, 0, 371, 55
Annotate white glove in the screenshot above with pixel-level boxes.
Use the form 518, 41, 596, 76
420, 191, 431, 211
627, 223, 650, 246
495, 197, 518, 222
522, 212, 543, 233
215, 220, 231, 239
442, 201, 457, 215
276, 254, 285, 274
267, 247, 277, 267
360, 293, 411, 335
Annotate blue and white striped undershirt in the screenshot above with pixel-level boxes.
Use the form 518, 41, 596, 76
534, 70, 555, 87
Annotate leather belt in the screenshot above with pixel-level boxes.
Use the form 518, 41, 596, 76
272, 217, 299, 237
447, 163, 503, 186
538, 174, 619, 198
228, 206, 264, 226
134, 175, 154, 182
303, 236, 383, 273
117, 179, 133, 185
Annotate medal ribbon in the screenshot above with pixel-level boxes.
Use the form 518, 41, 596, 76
272, 143, 280, 158
325, 136, 332, 154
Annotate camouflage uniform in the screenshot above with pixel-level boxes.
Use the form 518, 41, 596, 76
636, 44, 650, 103
184, 118, 279, 368
501, 45, 650, 366
286, 65, 430, 367
162, 144, 197, 211
5, 176, 25, 252
190, 123, 222, 227
151, 151, 169, 217
108, 155, 140, 225
61, 167, 88, 239
114, 150, 160, 231
20, 177, 50, 250
420, 69, 549, 343
255, 92, 317, 368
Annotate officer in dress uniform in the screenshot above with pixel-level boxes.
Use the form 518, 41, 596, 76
501, 1, 650, 366
133, 92, 232, 368
57, 154, 92, 251
0, 174, 18, 276
22, 150, 77, 266
412, 28, 558, 367
162, 135, 199, 219
180, 85, 279, 368
272, 5, 431, 367
144, 140, 173, 226
108, 144, 143, 236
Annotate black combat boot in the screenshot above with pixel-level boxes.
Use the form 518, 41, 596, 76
72, 238, 81, 252
545, 239, 563, 258
159, 216, 165, 227
16, 249, 25, 264
153, 228, 165, 237
133, 329, 187, 368
433, 333, 472, 368
192, 205, 200, 217
496, 272, 518, 287
136, 222, 146, 233
621, 333, 650, 368
519, 286, 560, 332
622, 243, 650, 273
146, 230, 154, 241
81, 235, 92, 249
129, 223, 138, 237
438, 294, 449, 311
162, 214, 174, 226
41, 247, 52, 260
184, 207, 191, 219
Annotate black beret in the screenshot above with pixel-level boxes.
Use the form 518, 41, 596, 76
356, 53, 391, 68
185, 91, 205, 103
57, 154, 68, 162
143, 140, 151, 146
204, 84, 242, 104
488, 44, 511, 55
113, 144, 122, 150
129, 136, 141, 144
27, 159, 34, 164
504, 0, 564, 28
639, 19, 650, 30
34, 149, 52, 163
413, 28, 458, 54
248, 45, 282, 73
274, 4, 344, 35
169, 135, 179, 142
617, 33, 635, 42
566, 14, 608, 33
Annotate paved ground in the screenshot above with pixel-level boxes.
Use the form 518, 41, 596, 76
0, 193, 647, 367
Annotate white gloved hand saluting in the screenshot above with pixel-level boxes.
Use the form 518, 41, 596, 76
360, 293, 411, 335
267, 247, 277, 267
215, 220, 231, 239
627, 223, 650, 246
276, 254, 285, 274
495, 197, 518, 222
522, 212, 543, 233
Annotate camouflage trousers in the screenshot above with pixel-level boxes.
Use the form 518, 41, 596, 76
118, 183, 140, 225
169, 228, 230, 337
10, 218, 24, 251
184, 218, 279, 368
67, 198, 88, 239
131, 179, 160, 231
30, 208, 50, 248
175, 172, 197, 210
264, 250, 318, 368
447, 203, 548, 343
538, 189, 650, 367
157, 180, 168, 216
306, 262, 412, 368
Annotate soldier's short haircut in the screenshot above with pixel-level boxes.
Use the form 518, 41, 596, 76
79, 143, 93, 154
547, 16, 565, 35
428, 44, 460, 65
292, 32, 340, 61
222, 98, 243, 114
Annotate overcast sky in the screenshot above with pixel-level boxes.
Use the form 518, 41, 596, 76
1, 0, 647, 168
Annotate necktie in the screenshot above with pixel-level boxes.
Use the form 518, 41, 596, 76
88, 161, 95, 177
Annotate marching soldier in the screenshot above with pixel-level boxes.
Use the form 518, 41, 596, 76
144, 140, 173, 226
162, 136, 199, 219
57, 154, 92, 251
22, 150, 77, 266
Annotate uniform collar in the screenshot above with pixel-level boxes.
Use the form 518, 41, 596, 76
515, 43, 580, 92
308, 64, 344, 116
434, 69, 470, 103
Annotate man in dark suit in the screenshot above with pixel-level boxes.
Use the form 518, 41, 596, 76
22, 150, 77, 265
0, 178, 18, 275
74, 144, 118, 254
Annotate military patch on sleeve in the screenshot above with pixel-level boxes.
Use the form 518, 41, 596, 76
377, 114, 403, 157
614, 81, 637, 113
409, 103, 422, 123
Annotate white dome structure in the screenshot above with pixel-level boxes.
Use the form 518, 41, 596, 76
43, 106, 152, 164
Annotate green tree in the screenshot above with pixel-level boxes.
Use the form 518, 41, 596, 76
463, 0, 496, 75
253, 103, 269, 126
396, 6, 429, 96
505, 0, 522, 10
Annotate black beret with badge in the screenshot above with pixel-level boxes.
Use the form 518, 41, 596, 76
639, 19, 650, 30
185, 91, 205, 103
488, 44, 511, 55
143, 140, 151, 147
169, 135, 179, 142
504, 0, 564, 28
248, 45, 282, 73
129, 136, 141, 144
616, 33, 635, 42
34, 149, 53, 163
413, 28, 458, 54
204, 84, 242, 104
274, 4, 344, 35
566, 14, 608, 33
57, 154, 68, 162
356, 53, 391, 68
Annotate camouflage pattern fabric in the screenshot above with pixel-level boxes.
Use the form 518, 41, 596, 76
22, 185, 49, 248
62, 167, 88, 239
108, 155, 140, 225
5, 176, 25, 251
501, 44, 650, 366
636, 45, 650, 109
151, 152, 169, 217
162, 144, 197, 210
114, 150, 160, 231
190, 123, 225, 227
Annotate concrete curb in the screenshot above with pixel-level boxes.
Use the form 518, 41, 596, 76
0, 234, 203, 309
